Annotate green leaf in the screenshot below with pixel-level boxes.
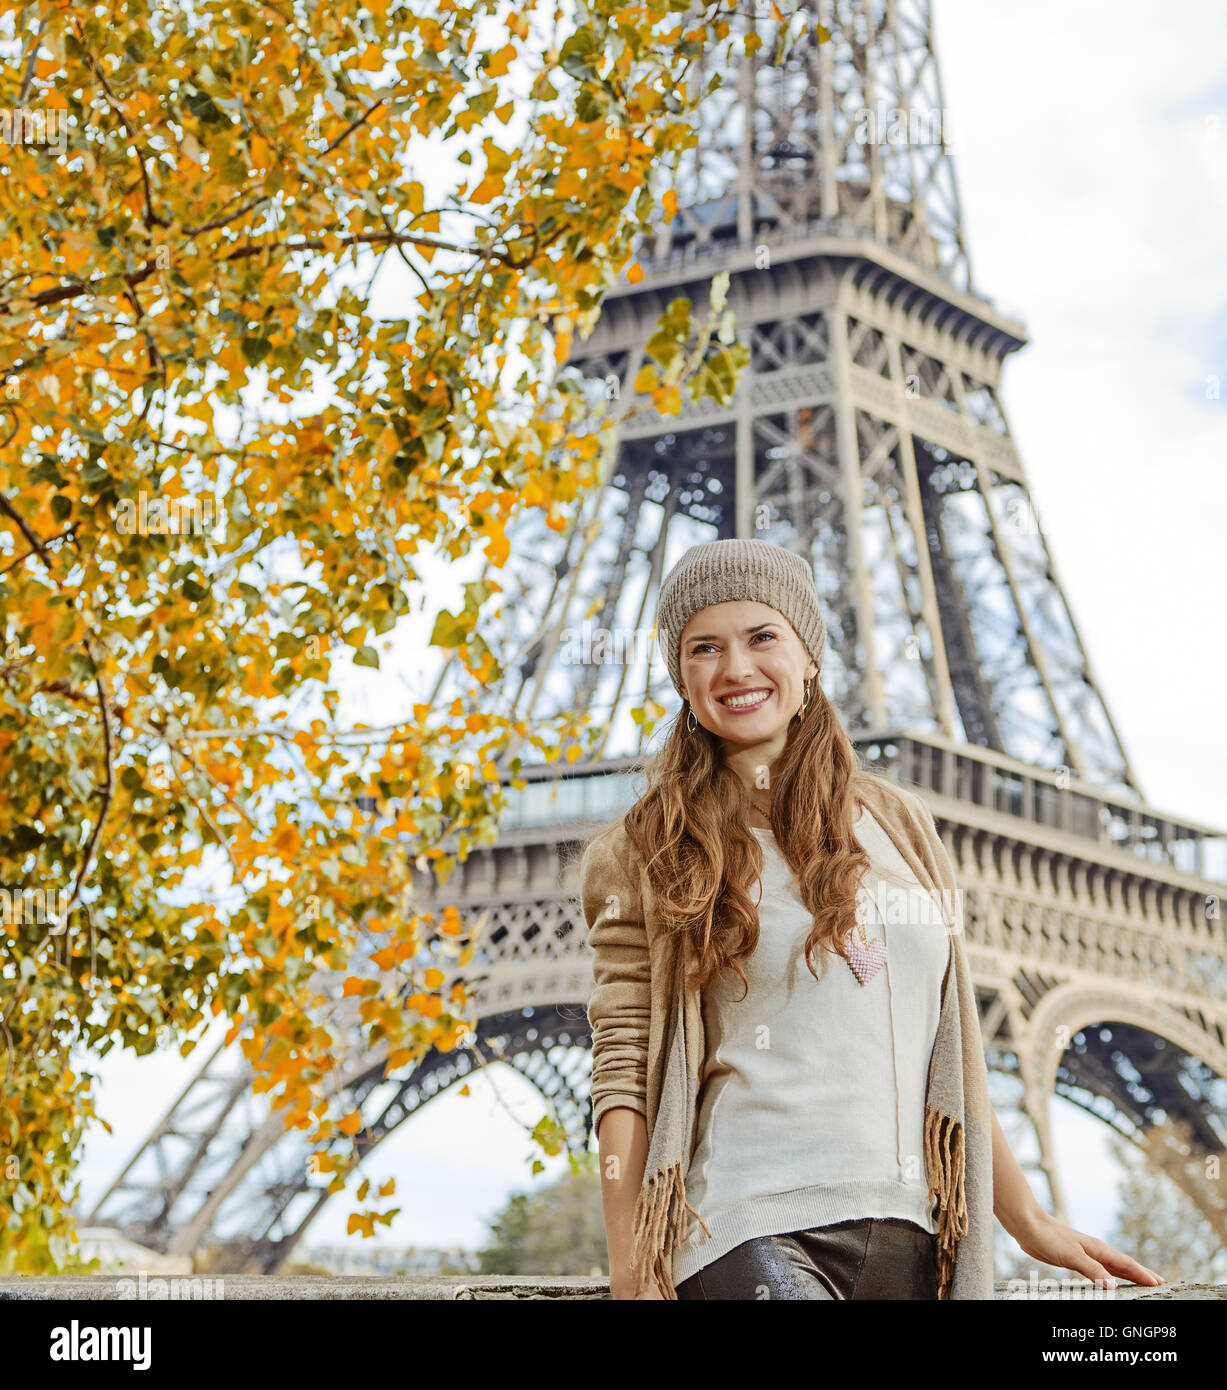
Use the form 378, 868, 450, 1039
241, 336, 272, 366
183, 86, 228, 125
353, 645, 380, 669
574, 87, 603, 123
559, 28, 600, 82
429, 611, 467, 648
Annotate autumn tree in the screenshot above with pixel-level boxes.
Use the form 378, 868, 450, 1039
0, 0, 757, 1272
477, 1170, 607, 1276
1105, 1125, 1227, 1285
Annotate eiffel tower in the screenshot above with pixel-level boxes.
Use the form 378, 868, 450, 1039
87, 0, 1227, 1272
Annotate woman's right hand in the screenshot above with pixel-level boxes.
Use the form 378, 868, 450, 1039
609, 1272, 666, 1300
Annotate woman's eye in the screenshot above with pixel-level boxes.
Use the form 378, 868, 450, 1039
693, 633, 775, 654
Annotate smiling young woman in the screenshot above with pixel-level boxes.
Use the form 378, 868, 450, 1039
581, 537, 1164, 1301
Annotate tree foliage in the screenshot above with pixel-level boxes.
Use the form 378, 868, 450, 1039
1105, 1124, 1227, 1284
476, 1170, 607, 1276
0, 0, 755, 1271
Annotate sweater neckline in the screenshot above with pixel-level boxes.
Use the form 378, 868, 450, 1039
751, 803, 872, 839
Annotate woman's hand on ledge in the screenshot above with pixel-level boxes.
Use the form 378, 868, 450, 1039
1013, 1208, 1164, 1290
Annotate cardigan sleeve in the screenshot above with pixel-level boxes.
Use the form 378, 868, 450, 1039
581, 827, 651, 1142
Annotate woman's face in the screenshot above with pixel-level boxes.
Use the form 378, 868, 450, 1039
678, 600, 817, 748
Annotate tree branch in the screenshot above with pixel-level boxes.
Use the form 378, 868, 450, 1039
0, 524, 80, 576
17, 9, 49, 105
73, 23, 169, 231
0, 489, 55, 569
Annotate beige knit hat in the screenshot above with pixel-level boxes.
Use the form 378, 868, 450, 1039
655, 538, 827, 700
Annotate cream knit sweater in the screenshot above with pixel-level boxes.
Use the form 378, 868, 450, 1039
582, 769, 996, 1299
672, 806, 948, 1284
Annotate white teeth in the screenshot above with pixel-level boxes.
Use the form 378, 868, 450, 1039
720, 691, 770, 708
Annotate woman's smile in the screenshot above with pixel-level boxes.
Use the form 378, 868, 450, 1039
715, 689, 773, 713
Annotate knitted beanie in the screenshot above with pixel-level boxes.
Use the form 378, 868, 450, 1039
655, 538, 827, 700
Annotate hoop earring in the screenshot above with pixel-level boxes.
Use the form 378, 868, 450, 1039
793, 678, 811, 720
686, 706, 698, 734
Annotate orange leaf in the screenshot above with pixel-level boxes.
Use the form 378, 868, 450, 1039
271, 824, 302, 856
485, 42, 516, 76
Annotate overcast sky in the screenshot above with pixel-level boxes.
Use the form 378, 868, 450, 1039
73, 0, 1227, 1272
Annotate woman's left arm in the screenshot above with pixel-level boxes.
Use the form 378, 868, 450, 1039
908, 789, 1166, 1291
990, 1106, 1164, 1289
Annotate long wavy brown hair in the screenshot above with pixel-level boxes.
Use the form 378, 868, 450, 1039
612, 680, 896, 998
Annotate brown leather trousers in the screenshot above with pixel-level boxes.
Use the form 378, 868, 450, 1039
674, 1217, 939, 1300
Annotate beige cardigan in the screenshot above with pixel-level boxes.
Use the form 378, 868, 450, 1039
581, 768, 996, 1299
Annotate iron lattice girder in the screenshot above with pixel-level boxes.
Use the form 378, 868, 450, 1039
549, 262, 1137, 789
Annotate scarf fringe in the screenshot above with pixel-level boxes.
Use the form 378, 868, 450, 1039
925, 1105, 967, 1301
629, 1160, 713, 1300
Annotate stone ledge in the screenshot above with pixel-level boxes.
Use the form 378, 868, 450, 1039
0, 1275, 1222, 1300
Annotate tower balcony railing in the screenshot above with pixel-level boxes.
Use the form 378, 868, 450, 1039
492, 729, 1227, 886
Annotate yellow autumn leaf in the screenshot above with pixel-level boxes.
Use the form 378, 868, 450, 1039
483, 519, 510, 565
470, 175, 504, 204
485, 43, 516, 77
270, 824, 301, 856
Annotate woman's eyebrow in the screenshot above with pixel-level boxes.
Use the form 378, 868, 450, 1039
686, 623, 778, 645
